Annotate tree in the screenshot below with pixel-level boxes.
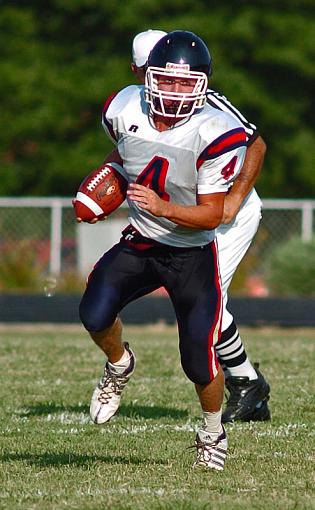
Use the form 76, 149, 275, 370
0, 0, 314, 197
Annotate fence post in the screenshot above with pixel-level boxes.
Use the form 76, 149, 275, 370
301, 201, 313, 242
50, 199, 63, 275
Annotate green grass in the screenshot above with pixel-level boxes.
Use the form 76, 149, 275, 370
0, 324, 314, 510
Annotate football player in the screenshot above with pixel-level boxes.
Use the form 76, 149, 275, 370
78, 30, 251, 469
130, 30, 271, 424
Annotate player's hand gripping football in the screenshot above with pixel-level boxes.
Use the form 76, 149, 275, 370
72, 199, 107, 224
76, 215, 108, 224
127, 183, 168, 217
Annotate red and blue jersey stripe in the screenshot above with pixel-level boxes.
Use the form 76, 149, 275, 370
197, 127, 247, 169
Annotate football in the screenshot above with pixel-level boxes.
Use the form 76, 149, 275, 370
74, 162, 128, 221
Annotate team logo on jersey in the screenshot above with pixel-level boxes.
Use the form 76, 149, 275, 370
129, 124, 139, 133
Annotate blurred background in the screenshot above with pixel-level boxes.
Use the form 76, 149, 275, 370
0, 0, 314, 300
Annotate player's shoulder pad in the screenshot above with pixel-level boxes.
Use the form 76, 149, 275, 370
103, 85, 142, 120
206, 88, 229, 103
199, 103, 244, 144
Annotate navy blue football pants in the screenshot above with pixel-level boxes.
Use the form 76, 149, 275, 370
79, 240, 222, 385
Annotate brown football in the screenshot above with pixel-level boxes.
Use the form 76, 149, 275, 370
74, 162, 128, 221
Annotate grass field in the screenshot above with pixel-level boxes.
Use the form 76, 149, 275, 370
0, 324, 314, 510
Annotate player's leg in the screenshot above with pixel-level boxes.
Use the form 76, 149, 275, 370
164, 243, 227, 470
216, 190, 270, 422
194, 366, 227, 470
79, 242, 160, 423
216, 191, 262, 380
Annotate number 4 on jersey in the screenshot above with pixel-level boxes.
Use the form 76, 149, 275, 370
136, 156, 170, 201
221, 155, 237, 180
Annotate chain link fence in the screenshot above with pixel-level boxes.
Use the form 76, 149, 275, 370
0, 197, 314, 296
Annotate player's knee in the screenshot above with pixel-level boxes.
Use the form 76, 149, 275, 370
80, 306, 115, 333
182, 364, 211, 385
180, 355, 212, 385
79, 295, 117, 333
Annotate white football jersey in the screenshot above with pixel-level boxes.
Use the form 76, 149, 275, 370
206, 89, 258, 143
102, 85, 247, 247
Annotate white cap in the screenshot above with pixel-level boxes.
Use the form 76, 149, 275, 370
132, 29, 167, 67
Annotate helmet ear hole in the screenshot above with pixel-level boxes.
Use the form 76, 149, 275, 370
145, 31, 211, 118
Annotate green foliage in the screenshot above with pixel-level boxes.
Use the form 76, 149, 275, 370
0, 238, 84, 292
1, 1, 315, 197
265, 236, 315, 296
0, 241, 44, 291
0, 251, 85, 293
56, 269, 86, 294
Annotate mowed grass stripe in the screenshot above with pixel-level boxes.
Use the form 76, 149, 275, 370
0, 325, 314, 510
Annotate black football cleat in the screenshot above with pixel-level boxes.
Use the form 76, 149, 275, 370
247, 398, 271, 422
222, 363, 271, 424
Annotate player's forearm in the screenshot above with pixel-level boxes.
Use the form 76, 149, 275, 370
229, 136, 266, 205
221, 136, 266, 224
127, 184, 225, 230
163, 201, 223, 230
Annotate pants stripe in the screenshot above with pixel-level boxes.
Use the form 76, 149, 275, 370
208, 240, 222, 379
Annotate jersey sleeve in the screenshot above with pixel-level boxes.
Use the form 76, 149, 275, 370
206, 89, 259, 145
101, 85, 142, 146
101, 92, 120, 144
197, 127, 247, 194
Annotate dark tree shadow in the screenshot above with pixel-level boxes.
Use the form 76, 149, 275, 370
0, 452, 167, 468
18, 402, 188, 420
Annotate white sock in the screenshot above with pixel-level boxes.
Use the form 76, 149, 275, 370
108, 347, 131, 375
227, 359, 258, 380
199, 410, 223, 443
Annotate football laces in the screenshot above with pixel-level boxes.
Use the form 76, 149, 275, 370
87, 166, 112, 192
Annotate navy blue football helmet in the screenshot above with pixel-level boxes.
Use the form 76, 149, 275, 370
145, 31, 212, 118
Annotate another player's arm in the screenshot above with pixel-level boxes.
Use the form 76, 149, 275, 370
222, 135, 266, 224
102, 148, 123, 165
206, 91, 266, 223
127, 184, 225, 230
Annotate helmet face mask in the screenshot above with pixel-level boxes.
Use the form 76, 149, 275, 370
144, 30, 211, 119
145, 64, 208, 118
